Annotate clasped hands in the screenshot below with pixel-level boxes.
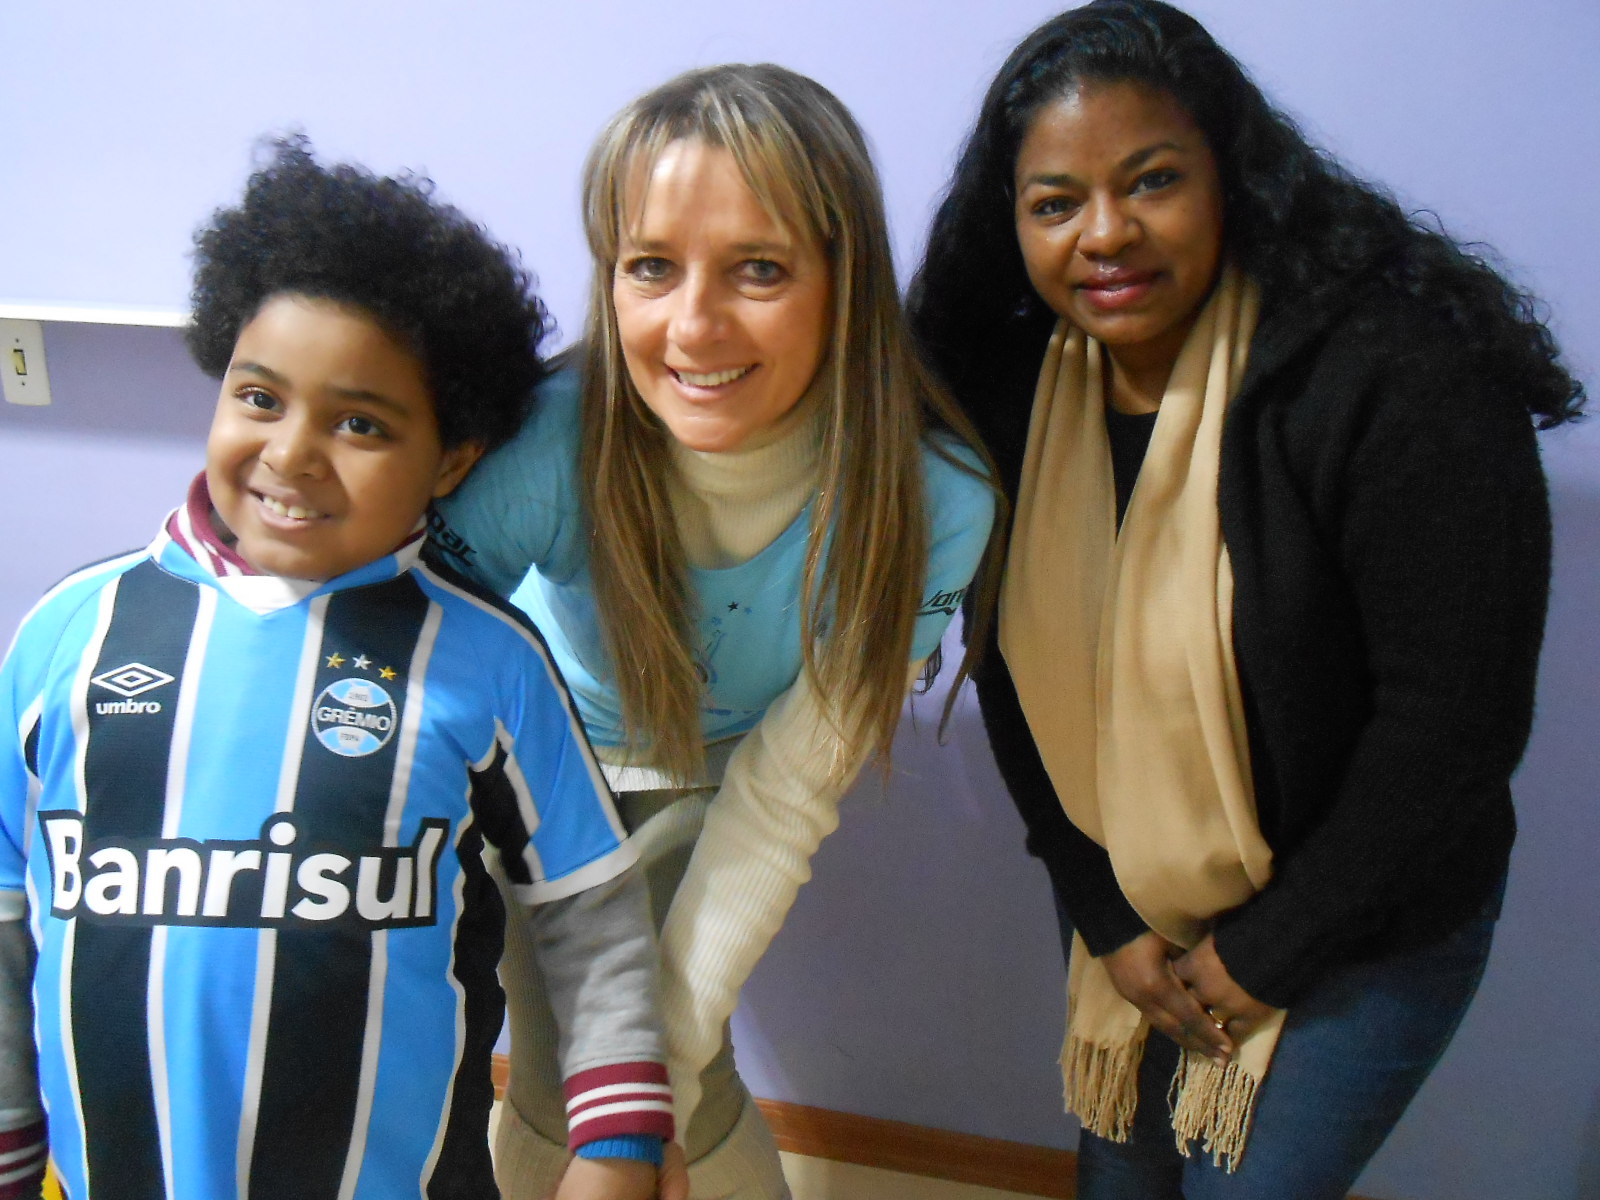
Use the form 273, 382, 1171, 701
1102, 929, 1274, 1064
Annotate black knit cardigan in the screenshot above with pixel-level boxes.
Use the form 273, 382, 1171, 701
973, 280, 1551, 1008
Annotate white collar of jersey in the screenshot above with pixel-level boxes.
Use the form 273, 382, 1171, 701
150, 526, 427, 615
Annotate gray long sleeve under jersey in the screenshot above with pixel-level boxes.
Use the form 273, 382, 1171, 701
522, 863, 667, 1078
0, 917, 41, 1137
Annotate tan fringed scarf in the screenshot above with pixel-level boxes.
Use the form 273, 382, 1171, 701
999, 268, 1285, 1169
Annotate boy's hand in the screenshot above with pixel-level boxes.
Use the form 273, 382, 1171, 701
658, 1142, 689, 1200
551, 1155, 656, 1200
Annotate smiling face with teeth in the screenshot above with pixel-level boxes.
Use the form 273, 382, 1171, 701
611, 139, 833, 453
204, 294, 482, 580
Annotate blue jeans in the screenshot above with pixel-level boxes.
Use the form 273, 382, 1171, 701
1075, 909, 1497, 1200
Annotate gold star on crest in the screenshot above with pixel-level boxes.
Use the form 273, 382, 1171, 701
379, 666, 398, 681
326, 652, 346, 669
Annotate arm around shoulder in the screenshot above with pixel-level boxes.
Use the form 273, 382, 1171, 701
429, 366, 584, 597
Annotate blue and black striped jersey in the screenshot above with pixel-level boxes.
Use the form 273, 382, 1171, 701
0, 526, 649, 1199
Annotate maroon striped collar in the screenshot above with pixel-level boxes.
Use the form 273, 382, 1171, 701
164, 472, 426, 581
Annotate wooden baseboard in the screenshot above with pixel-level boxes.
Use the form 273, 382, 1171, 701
492, 1052, 510, 1099
492, 1053, 1071, 1195
756, 1098, 1076, 1199
493, 1054, 1376, 1200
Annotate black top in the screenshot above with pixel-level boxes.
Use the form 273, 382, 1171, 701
1104, 404, 1159, 529
974, 281, 1550, 1007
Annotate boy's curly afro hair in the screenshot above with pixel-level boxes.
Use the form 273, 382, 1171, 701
187, 134, 548, 451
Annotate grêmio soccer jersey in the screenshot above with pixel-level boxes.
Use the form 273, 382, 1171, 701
0, 527, 647, 1199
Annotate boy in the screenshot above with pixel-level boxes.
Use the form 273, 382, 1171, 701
0, 139, 674, 1200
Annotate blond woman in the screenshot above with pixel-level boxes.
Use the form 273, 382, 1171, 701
433, 64, 997, 1199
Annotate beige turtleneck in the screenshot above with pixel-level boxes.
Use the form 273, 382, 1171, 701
665, 383, 825, 569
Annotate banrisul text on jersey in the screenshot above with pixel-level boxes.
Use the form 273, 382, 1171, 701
40, 812, 450, 928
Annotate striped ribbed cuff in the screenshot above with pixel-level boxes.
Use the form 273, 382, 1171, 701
0, 1119, 48, 1200
563, 1062, 674, 1149
574, 1134, 664, 1165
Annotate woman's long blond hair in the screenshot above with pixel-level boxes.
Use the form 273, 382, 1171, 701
581, 63, 1001, 783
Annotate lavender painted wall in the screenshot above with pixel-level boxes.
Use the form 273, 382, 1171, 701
0, 324, 214, 627
3, 2, 1597, 1197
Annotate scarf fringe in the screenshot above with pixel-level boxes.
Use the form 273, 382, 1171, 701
1061, 1033, 1144, 1143
1168, 1048, 1262, 1172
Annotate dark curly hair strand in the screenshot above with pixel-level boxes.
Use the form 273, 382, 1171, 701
187, 134, 548, 450
909, 0, 1584, 443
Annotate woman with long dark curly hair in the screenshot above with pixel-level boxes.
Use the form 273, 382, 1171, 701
909, 1, 1584, 1195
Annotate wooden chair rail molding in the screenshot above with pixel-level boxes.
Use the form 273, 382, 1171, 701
491, 1054, 1378, 1200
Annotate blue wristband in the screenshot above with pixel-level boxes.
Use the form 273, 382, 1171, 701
574, 1135, 664, 1166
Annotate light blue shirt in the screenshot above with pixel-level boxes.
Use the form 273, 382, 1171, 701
432, 367, 995, 749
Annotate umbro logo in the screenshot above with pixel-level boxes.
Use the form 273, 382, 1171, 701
91, 663, 175, 714
91, 663, 175, 698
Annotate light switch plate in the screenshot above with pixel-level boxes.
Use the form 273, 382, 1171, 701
1, 319, 53, 406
